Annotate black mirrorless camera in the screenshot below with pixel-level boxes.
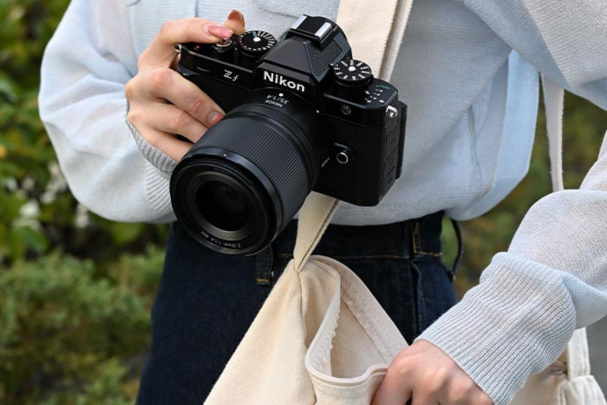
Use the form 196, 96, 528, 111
170, 15, 407, 255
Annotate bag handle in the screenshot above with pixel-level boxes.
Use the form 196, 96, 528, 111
293, 193, 340, 271
542, 72, 603, 389
541, 74, 565, 192
293, 0, 415, 270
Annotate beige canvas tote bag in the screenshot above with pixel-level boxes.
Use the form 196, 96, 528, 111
203, 1, 606, 404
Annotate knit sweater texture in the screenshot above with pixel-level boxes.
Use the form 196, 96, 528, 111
39, 0, 607, 403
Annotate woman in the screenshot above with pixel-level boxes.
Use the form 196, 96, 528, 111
40, 0, 607, 404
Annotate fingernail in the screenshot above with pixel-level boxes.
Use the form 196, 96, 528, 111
228, 9, 245, 26
207, 111, 223, 126
207, 25, 233, 38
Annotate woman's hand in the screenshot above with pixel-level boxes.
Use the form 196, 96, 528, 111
125, 11, 246, 161
372, 340, 493, 405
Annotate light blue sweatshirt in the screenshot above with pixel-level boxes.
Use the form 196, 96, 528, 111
39, 0, 607, 403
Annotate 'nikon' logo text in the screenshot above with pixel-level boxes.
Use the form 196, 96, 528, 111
263, 71, 305, 93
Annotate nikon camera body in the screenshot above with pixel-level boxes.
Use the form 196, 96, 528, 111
170, 15, 407, 255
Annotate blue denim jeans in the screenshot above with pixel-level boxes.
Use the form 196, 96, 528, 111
136, 211, 459, 405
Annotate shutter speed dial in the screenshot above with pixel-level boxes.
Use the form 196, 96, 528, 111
238, 30, 277, 59
333, 59, 373, 87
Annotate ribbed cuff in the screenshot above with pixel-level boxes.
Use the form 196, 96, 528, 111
416, 252, 576, 405
144, 162, 174, 217
125, 102, 177, 176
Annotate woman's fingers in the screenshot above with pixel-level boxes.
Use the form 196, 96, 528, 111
130, 68, 224, 126
144, 103, 208, 143
372, 370, 413, 405
127, 104, 194, 160
411, 391, 441, 405
134, 125, 193, 162
138, 18, 233, 69
126, 12, 248, 161
224, 9, 246, 35
128, 102, 202, 160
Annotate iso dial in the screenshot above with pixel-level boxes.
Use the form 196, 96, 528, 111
333, 59, 373, 87
237, 30, 277, 59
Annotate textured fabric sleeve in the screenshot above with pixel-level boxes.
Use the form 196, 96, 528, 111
418, 145, 607, 404
39, 0, 175, 223
461, 0, 607, 109
418, 2, 607, 404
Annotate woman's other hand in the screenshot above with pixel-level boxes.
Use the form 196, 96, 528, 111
372, 340, 494, 405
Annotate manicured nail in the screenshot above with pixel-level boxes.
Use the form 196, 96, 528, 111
207, 111, 223, 126
228, 9, 245, 26
207, 25, 233, 39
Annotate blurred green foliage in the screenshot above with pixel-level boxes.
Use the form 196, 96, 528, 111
0, 0, 167, 265
0, 0, 605, 403
0, 247, 165, 404
0, 0, 167, 403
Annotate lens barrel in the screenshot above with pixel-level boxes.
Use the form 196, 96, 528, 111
170, 89, 330, 255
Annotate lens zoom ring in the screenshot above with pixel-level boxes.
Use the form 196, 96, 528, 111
198, 116, 310, 224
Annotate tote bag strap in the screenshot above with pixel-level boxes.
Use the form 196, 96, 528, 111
541, 74, 565, 192
294, 193, 340, 271
336, 0, 415, 79
293, 0, 415, 271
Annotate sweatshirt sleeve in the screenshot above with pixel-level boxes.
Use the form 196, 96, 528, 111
39, 0, 176, 223
461, 0, 607, 109
417, 2, 607, 404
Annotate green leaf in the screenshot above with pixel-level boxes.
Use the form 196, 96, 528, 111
107, 222, 145, 246
0, 72, 18, 103
13, 225, 49, 254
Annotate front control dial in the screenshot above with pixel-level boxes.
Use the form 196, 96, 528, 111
333, 59, 373, 87
237, 30, 277, 59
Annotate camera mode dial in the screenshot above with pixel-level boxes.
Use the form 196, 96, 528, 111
333, 59, 373, 87
238, 30, 277, 59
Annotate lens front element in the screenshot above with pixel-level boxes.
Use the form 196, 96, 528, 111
198, 181, 249, 232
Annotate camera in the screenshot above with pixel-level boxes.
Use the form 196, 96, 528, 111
170, 15, 407, 255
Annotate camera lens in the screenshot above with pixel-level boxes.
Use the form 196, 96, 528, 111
198, 181, 248, 232
170, 89, 331, 255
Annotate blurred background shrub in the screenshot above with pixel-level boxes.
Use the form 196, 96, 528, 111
0, 0, 605, 403
0, 0, 167, 403
0, 0, 168, 265
0, 248, 165, 404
